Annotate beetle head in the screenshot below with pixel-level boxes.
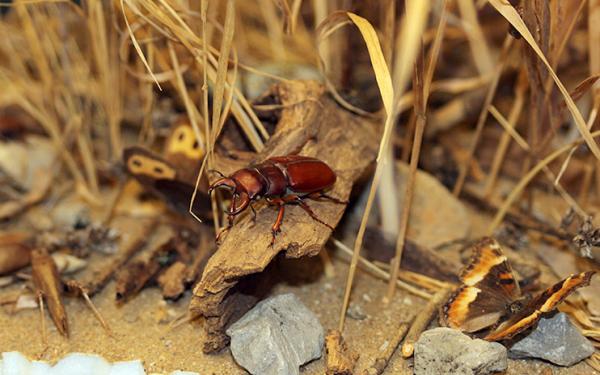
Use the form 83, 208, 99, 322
208, 177, 251, 216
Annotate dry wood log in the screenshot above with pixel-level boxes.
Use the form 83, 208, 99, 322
189, 80, 379, 353
325, 329, 359, 375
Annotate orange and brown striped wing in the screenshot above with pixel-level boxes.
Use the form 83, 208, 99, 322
484, 271, 595, 341
441, 237, 519, 332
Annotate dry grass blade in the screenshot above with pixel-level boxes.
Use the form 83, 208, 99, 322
338, 1, 432, 333
386, 0, 448, 301
457, 0, 493, 74
488, 130, 600, 233
452, 35, 512, 196
488, 0, 600, 163
332, 239, 432, 300
489, 106, 586, 216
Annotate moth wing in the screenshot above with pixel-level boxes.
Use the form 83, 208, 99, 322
441, 237, 519, 332
484, 271, 595, 341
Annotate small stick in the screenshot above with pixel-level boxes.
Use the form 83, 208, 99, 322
325, 329, 359, 375
64, 280, 112, 337
361, 322, 409, 375
37, 290, 47, 349
332, 239, 432, 300
319, 248, 336, 278
401, 288, 451, 358
81, 218, 158, 296
452, 35, 513, 196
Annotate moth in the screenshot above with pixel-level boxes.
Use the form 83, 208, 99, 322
123, 118, 210, 216
440, 237, 595, 341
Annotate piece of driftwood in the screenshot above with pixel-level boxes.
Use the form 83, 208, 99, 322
190, 80, 379, 353
325, 329, 359, 375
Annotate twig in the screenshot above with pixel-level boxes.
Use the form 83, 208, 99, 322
488, 105, 586, 217
325, 329, 359, 375
386, 1, 448, 301
401, 288, 451, 358
361, 322, 409, 375
332, 239, 432, 300
452, 35, 513, 196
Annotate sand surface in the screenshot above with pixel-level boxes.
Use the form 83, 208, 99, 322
1, 254, 597, 374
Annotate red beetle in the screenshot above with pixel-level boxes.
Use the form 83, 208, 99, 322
209, 155, 345, 243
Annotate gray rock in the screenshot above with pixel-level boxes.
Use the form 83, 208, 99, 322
226, 293, 324, 375
509, 312, 595, 366
414, 328, 507, 375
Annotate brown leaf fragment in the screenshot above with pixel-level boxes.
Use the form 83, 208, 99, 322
189, 81, 378, 353
31, 248, 68, 337
158, 261, 187, 301
0, 232, 32, 275
325, 329, 359, 375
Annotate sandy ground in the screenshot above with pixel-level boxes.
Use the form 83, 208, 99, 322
0, 252, 597, 375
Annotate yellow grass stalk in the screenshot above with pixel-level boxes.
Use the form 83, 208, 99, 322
452, 35, 513, 196
488, 0, 600, 163
338, 1, 431, 332
488, 106, 585, 217
387, 0, 449, 301
487, 129, 600, 233
457, 0, 493, 74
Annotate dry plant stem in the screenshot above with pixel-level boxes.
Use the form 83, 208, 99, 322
453, 35, 513, 196
31, 249, 68, 337
555, 106, 599, 185
484, 68, 527, 197
332, 239, 432, 300
488, 106, 586, 217
401, 288, 451, 358
386, 55, 425, 302
37, 291, 47, 349
387, 1, 448, 301
338, 1, 431, 333
361, 322, 410, 375
488, 129, 600, 233
490, 0, 600, 163
325, 330, 359, 375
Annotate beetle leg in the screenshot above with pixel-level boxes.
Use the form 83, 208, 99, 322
249, 203, 257, 222
308, 192, 348, 204
288, 195, 335, 230
270, 198, 285, 245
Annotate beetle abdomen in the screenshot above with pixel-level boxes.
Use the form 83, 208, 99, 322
276, 157, 336, 194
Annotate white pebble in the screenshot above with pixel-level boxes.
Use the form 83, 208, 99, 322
51, 353, 111, 375
2, 352, 31, 375
110, 360, 145, 375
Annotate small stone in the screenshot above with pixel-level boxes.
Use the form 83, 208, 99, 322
509, 312, 595, 366
414, 327, 507, 375
346, 303, 368, 320
226, 293, 324, 375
